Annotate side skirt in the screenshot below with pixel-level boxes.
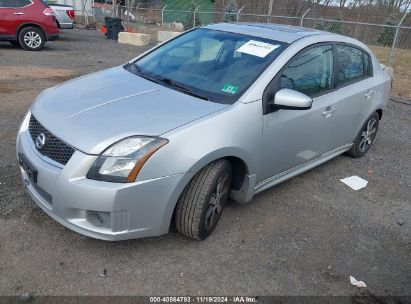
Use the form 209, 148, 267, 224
254, 143, 353, 195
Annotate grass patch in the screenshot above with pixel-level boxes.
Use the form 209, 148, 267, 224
369, 45, 411, 100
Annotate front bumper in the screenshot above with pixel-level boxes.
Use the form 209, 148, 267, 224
16, 121, 192, 241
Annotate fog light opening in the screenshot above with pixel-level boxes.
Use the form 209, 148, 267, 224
86, 211, 110, 228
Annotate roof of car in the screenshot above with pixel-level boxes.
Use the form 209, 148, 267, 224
205, 23, 328, 43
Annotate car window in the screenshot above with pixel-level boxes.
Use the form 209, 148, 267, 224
336, 45, 366, 85
363, 52, 372, 76
279, 44, 333, 97
132, 28, 287, 104
0, 0, 16, 7
15, 0, 32, 7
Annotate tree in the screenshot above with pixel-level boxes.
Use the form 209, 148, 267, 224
313, 16, 344, 35
223, 0, 238, 22
183, 1, 201, 31
313, 19, 327, 31
377, 19, 397, 46
328, 17, 345, 34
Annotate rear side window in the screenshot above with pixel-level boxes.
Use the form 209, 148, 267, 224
336, 45, 371, 86
363, 52, 372, 76
15, 0, 32, 7
279, 44, 333, 97
0, 0, 16, 7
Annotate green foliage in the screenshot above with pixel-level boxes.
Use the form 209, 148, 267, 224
183, 2, 201, 30
328, 17, 344, 35
313, 16, 344, 35
377, 20, 396, 47
313, 20, 327, 31
223, 0, 238, 22
163, 0, 215, 24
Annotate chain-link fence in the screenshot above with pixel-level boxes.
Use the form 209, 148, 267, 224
68, 0, 410, 98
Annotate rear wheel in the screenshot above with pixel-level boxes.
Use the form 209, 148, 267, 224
347, 112, 379, 158
18, 27, 45, 51
175, 160, 232, 240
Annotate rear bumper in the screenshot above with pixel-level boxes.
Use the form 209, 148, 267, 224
47, 34, 60, 41
59, 22, 75, 29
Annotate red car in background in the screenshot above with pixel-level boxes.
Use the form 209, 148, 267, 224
0, 0, 59, 51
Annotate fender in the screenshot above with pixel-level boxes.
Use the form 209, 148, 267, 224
16, 23, 47, 40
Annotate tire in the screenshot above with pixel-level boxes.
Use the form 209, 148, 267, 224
9, 41, 20, 47
18, 27, 45, 51
175, 160, 232, 240
347, 112, 380, 158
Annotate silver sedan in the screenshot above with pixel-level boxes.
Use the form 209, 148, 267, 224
17, 23, 392, 240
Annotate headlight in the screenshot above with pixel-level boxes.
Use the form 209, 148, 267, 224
87, 136, 168, 183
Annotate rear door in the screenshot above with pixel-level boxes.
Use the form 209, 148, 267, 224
332, 44, 375, 144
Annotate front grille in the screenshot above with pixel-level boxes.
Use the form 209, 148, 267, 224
28, 115, 75, 165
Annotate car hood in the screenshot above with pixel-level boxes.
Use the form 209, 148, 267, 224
31, 66, 228, 154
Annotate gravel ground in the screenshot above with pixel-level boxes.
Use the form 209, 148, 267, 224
0, 29, 410, 297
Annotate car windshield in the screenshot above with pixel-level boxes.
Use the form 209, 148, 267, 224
126, 28, 287, 104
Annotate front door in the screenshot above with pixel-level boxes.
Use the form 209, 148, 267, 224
0, 0, 17, 36
258, 43, 343, 183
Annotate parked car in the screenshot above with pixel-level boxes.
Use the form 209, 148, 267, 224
17, 23, 392, 241
40, 0, 75, 29
0, 0, 59, 50
49, 3, 75, 29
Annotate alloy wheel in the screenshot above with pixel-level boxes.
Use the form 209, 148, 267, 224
205, 173, 230, 231
24, 31, 42, 49
359, 117, 377, 153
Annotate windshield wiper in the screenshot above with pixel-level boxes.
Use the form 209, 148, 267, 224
125, 64, 209, 101
152, 76, 209, 101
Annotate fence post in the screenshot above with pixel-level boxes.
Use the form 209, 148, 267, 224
267, 0, 273, 23
387, 11, 407, 66
161, 4, 167, 29
193, 6, 200, 29
236, 5, 244, 22
300, 8, 310, 27
135, 2, 141, 27
112, 0, 117, 17
126, 0, 130, 30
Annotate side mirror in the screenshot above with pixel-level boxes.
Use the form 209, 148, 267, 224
271, 88, 313, 110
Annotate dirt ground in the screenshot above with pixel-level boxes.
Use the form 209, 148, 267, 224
0, 29, 410, 297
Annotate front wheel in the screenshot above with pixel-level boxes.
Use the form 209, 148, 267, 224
175, 160, 232, 240
18, 27, 45, 51
347, 112, 380, 158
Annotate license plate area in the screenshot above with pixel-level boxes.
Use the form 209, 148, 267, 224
18, 153, 38, 184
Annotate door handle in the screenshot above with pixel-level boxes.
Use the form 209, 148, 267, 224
322, 107, 336, 118
14, 12, 24, 15
364, 90, 375, 99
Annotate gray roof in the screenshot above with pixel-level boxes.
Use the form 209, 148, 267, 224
205, 23, 326, 43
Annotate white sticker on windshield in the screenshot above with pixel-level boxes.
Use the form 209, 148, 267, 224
236, 40, 280, 58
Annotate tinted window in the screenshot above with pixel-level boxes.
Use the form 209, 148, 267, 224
280, 44, 333, 97
336, 45, 366, 85
363, 52, 372, 76
14, 0, 31, 6
15, 0, 31, 6
132, 28, 286, 104
0, 0, 16, 7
